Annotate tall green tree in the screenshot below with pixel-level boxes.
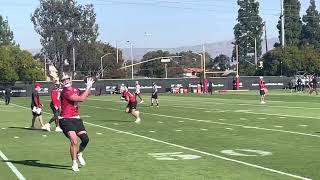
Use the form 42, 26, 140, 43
0, 15, 14, 45
0, 45, 44, 82
209, 54, 230, 71
31, 0, 98, 75
261, 46, 320, 76
138, 50, 183, 78
276, 0, 302, 47
233, 0, 264, 75
301, 0, 320, 49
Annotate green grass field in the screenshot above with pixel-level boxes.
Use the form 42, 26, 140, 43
1, 91, 320, 180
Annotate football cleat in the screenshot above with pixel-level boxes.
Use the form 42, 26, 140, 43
134, 118, 141, 124
72, 162, 79, 172
77, 152, 86, 166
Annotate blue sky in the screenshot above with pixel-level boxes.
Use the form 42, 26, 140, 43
0, 0, 315, 49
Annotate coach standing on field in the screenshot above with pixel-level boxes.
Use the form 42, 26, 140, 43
59, 73, 95, 172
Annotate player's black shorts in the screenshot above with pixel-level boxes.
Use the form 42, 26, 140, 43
50, 102, 60, 118
151, 93, 158, 99
260, 90, 265, 95
59, 118, 86, 137
127, 102, 137, 113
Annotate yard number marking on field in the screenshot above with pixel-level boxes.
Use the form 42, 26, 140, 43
148, 152, 201, 161
221, 149, 272, 157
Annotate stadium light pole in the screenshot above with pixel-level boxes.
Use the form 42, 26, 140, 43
100, 53, 112, 78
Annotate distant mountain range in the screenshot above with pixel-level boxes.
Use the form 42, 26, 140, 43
26, 37, 278, 61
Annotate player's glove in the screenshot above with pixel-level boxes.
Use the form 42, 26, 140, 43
86, 77, 95, 90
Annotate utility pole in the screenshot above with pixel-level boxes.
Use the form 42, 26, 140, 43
116, 41, 119, 63
236, 44, 239, 76
264, 21, 268, 52
127, 41, 134, 79
254, 38, 257, 69
202, 44, 206, 79
44, 55, 47, 77
72, 47, 76, 72
281, 0, 285, 47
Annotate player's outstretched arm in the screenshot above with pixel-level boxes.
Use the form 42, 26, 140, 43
68, 78, 95, 102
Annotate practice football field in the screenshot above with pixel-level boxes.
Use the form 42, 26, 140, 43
1, 91, 320, 180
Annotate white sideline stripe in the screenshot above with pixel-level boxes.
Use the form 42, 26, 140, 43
0, 150, 26, 180
83, 104, 320, 139
159, 97, 320, 110
84, 122, 311, 180
10, 103, 312, 180
88, 98, 320, 120
172, 105, 320, 121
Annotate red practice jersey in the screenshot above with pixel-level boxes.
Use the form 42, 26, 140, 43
31, 90, 40, 108
123, 91, 137, 103
51, 88, 61, 108
61, 87, 80, 118
259, 80, 266, 90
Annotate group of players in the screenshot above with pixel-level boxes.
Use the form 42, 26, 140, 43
29, 75, 159, 172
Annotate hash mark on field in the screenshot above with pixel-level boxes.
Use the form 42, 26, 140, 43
299, 125, 308, 127
14, 136, 19, 139
42, 135, 47, 138
278, 117, 286, 119
258, 117, 267, 120
175, 130, 182, 132
157, 121, 163, 124
113, 123, 119, 125
204, 111, 211, 113
226, 128, 233, 130
149, 131, 156, 133
81, 115, 91, 118
274, 126, 283, 128
1, 128, 6, 130
240, 118, 247, 120
178, 121, 184, 123
219, 119, 225, 121
96, 132, 103, 135
200, 128, 208, 131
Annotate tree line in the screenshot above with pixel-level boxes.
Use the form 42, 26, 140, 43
234, 0, 320, 76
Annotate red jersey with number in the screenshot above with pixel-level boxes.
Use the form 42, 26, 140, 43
123, 91, 137, 103
51, 88, 61, 107
259, 80, 266, 90
61, 87, 80, 118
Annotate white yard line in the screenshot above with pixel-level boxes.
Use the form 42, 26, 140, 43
172, 105, 320, 121
10, 103, 312, 180
159, 97, 320, 110
0, 150, 26, 180
84, 122, 311, 180
83, 104, 320, 139
88, 97, 320, 120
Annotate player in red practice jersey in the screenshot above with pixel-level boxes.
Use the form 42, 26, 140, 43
259, 76, 266, 104
59, 73, 95, 172
30, 83, 46, 130
45, 80, 63, 132
121, 85, 141, 124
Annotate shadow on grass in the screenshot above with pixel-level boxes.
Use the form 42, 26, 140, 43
8, 127, 46, 131
2, 160, 70, 170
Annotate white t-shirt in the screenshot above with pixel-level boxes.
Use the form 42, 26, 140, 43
135, 84, 141, 94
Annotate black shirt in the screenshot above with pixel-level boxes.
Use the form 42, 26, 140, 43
4, 88, 11, 96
